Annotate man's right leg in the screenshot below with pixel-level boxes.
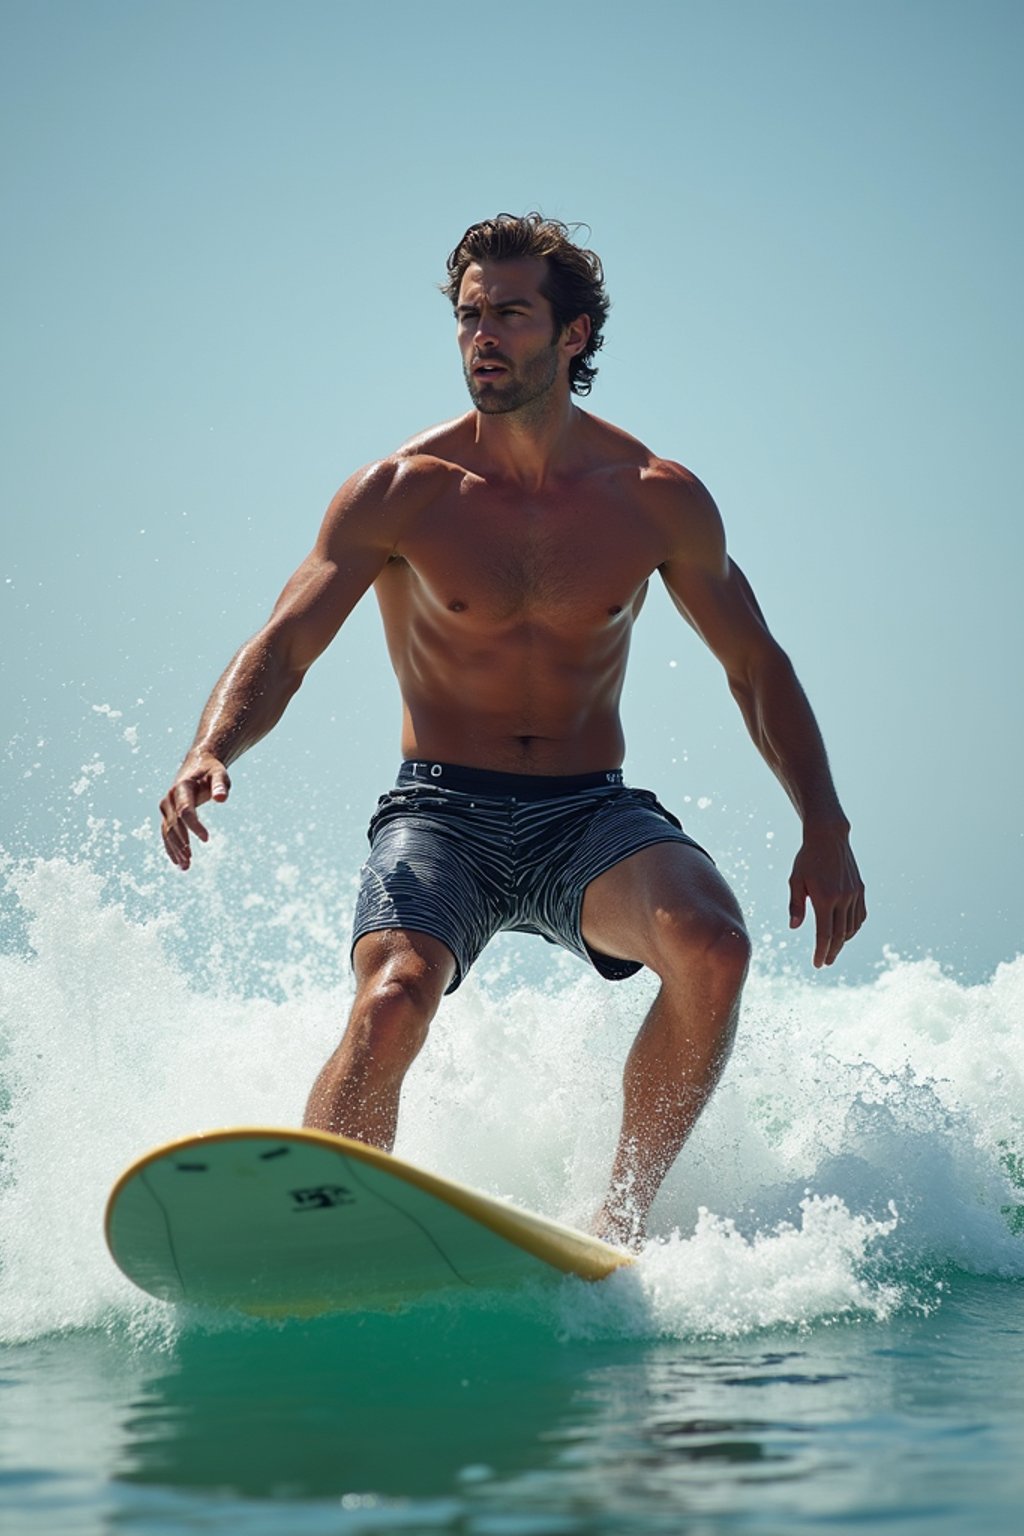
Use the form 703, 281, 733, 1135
302, 928, 456, 1150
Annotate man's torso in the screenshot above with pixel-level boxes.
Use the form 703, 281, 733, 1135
367, 411, 709, 775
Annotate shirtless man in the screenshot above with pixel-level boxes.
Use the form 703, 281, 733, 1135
160, 214, 865, 1246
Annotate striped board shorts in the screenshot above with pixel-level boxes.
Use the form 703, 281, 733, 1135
351, 760, 711, 994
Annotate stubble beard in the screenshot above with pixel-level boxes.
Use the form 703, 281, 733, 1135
464, 340, 560, 417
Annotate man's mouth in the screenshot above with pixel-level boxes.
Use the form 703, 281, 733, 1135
472, 360, 510, 379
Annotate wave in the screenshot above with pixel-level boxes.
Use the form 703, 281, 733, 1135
1, 843, 1023, 1346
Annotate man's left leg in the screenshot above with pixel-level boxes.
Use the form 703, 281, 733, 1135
580, 841, 751, 1247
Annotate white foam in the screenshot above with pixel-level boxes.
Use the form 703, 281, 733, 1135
1, 846, 1023, 1343
558, 1196, 902, 1341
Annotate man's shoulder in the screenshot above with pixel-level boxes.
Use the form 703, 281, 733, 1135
328, 418, 473, 521
583, 421, 724, 565
581, 414, 710, 500
391, 414, 476, 477
633, 444, 711, 507
345, 417, 476, 514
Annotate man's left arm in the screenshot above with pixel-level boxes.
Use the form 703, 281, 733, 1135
658, 477, 866, 968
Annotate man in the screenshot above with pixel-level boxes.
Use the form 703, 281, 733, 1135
160, 214, 865, 1247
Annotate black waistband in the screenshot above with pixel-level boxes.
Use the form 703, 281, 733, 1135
398, 760, 625, 800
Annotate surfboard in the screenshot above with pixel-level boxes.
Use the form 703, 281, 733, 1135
105, 1126, 633, 1317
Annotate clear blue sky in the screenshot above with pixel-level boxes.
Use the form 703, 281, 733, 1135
2, 0, 1021, 982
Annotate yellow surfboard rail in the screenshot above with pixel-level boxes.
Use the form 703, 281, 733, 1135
105, 1126, 633, 1314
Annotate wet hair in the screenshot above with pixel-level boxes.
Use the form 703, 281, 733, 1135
442, 213, 610, 396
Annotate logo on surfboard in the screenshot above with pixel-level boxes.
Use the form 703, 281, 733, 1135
289, 1185, 356, 1211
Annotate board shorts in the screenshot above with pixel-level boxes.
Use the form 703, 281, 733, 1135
351, 760, 712, 994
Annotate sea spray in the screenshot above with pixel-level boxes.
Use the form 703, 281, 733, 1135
558, 1196, 902, 1342
1, 839, 1023, 1347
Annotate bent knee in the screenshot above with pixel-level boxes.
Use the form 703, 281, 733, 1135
367, 969, 444, 1021
349, 936, 451, 1062
648, 905, 751, 988
353, 931, 454, 1006
343, 977, 435, 1076
360, 972, 440, 1047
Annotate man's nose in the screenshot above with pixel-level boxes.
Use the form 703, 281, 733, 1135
474, 312, 499, 346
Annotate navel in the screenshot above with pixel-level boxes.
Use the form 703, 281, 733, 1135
448, 599, 467, 613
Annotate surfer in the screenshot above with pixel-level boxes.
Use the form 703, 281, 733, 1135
159, 214, 865, 1248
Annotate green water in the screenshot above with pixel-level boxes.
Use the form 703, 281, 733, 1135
3, 1274, 1022, 1535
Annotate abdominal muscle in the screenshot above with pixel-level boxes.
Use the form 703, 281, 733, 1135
383, 603, 634, 775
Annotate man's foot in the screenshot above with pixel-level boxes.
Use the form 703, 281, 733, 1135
592, 1202, 646, 1254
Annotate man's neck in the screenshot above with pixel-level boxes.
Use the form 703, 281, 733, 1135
471, 393, 583, 491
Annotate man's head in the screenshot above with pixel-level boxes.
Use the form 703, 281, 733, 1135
443, 214, 609, 399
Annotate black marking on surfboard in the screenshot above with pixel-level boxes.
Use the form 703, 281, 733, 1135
174, 1162, 209, 1172
290, 1185, 356, 1211
342, 1159, 477, 1288
138, 1167, 188, 1297
259, 1147, 291, 1160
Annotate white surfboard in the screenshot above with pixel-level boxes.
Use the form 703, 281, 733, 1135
105, 1127, 633, 1317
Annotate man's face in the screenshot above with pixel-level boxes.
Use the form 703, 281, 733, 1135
456, 257, 562, 415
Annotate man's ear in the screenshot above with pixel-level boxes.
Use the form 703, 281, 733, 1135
561, 313, 591, 359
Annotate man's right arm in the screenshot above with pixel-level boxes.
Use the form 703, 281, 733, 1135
160, 459, 403, 870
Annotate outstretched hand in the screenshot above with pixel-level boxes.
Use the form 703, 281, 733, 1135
160, 752, 231, 870
788, 825, 866, 968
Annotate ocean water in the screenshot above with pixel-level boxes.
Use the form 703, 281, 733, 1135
2, 813, 1024, 1534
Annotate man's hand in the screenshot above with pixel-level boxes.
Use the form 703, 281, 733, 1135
160, 752, 231, 871
788, 825, 866, 968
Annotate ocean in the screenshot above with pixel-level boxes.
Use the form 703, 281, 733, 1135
2, 818, 1024, 1534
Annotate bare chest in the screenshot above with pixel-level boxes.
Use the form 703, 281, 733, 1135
385, 482, 664, 627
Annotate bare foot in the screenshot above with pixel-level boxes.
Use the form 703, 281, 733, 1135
592, 1203, 646, 1254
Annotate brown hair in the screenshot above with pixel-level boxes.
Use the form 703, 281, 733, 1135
442, 213, 610, 396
